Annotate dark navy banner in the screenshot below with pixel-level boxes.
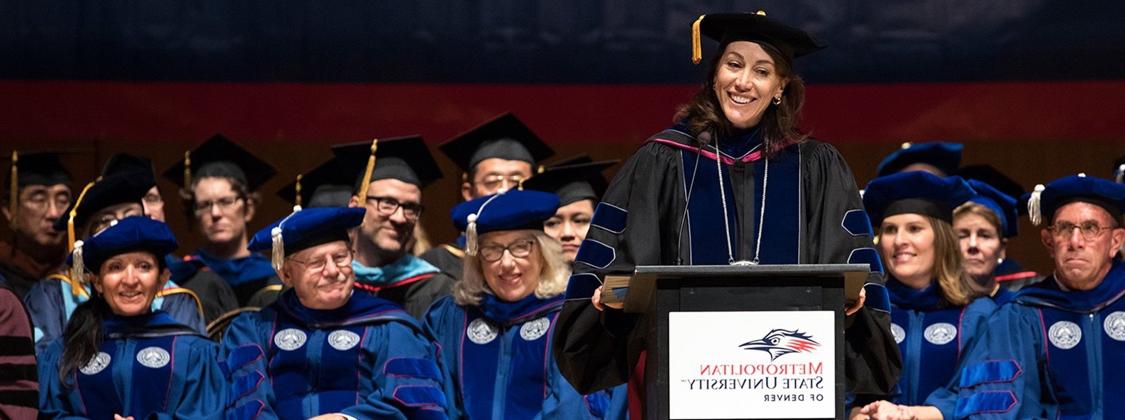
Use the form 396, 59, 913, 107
2, 1, 1124, 83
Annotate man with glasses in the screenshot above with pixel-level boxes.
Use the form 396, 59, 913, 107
0, 151, 72, 299
222, 206, 448, 419
22, 170, 205, 352
421, 113, 555, 281
917, 174, 1125, 419
333, 136, 454, 319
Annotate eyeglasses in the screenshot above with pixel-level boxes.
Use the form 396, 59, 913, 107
364, 196, 423, 220
22, 191, 70, 212
475, 175, 525, 193
1049, 221, 1118, 241
193, 195, 243, 215
479, 238, 536, 262
289, 251, 354, 273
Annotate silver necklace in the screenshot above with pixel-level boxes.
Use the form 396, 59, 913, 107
714, 143, 767, 266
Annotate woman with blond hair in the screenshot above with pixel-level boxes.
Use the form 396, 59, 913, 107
423, 190, 617, 419
854, 172, 997, 419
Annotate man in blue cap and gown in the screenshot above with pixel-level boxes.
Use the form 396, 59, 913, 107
220, 206, 448, 419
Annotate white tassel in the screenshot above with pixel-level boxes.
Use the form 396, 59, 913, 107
465, 214, 479, 256
1116, 164, 1125, 184
1028, 184, 1046, 226
271, 227, 285, 273
69, 240, 85, 288
1077, 172, 1087, 178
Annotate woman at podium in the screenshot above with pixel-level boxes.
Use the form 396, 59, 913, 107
423, 190, 620, 419
552, 11, 901, 417
854, 172, 996, 418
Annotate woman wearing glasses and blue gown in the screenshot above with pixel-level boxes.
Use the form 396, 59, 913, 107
423, 190, 621, 419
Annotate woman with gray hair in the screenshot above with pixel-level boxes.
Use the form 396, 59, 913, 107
423, 190, 618, 419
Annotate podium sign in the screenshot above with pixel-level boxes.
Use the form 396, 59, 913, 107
668, 311, 836, 419
619, 264, 868, 420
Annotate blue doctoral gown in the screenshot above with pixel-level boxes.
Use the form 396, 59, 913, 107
885, 279, 995, 408
38, 311, 225, 419
23, 275, 205, 353
938, 261, 1125, 419
220, 289, 448, 420
424, 294, 623, 419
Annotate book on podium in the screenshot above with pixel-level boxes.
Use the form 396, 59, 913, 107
601, 264, 869, 420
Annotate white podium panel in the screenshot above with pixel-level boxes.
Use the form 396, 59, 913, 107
668, 311, 836, 419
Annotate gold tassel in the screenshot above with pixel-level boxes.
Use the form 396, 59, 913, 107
67, 182, 96, 253
294, 174, 303, 208
8, 151, 17, 230
691, 15, 705, 64
183, 150, 192, 189
356, 139, 379, 200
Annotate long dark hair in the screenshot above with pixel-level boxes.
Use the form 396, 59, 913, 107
58, 296, 111, 384
674, 41, 809, 158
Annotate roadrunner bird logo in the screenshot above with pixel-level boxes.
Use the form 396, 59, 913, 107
739, 329, 820, 361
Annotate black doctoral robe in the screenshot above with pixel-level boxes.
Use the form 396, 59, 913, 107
552, 127, 901, 409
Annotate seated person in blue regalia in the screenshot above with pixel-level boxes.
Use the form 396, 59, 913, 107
24, 172, 205, 353
863, 174, 1125, 419
162, 134, 283, 308
953, 180, 1026, 307
38, 216, 225, 419
955, 164, 1039, 290
424, 190, 619, 419
855, 172, 996, 418
220, 206, 448, 420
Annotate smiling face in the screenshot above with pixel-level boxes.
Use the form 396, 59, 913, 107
1042, 202, 1125, 291
880, 213, 937, 288
955, 212, 1005, 280
478, 230, 542, 302
353, 178, 420, 260
280, 240, 355, 310
712, 41, 788, 130
543, 199, 594, 263
93, 251, 168, 316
